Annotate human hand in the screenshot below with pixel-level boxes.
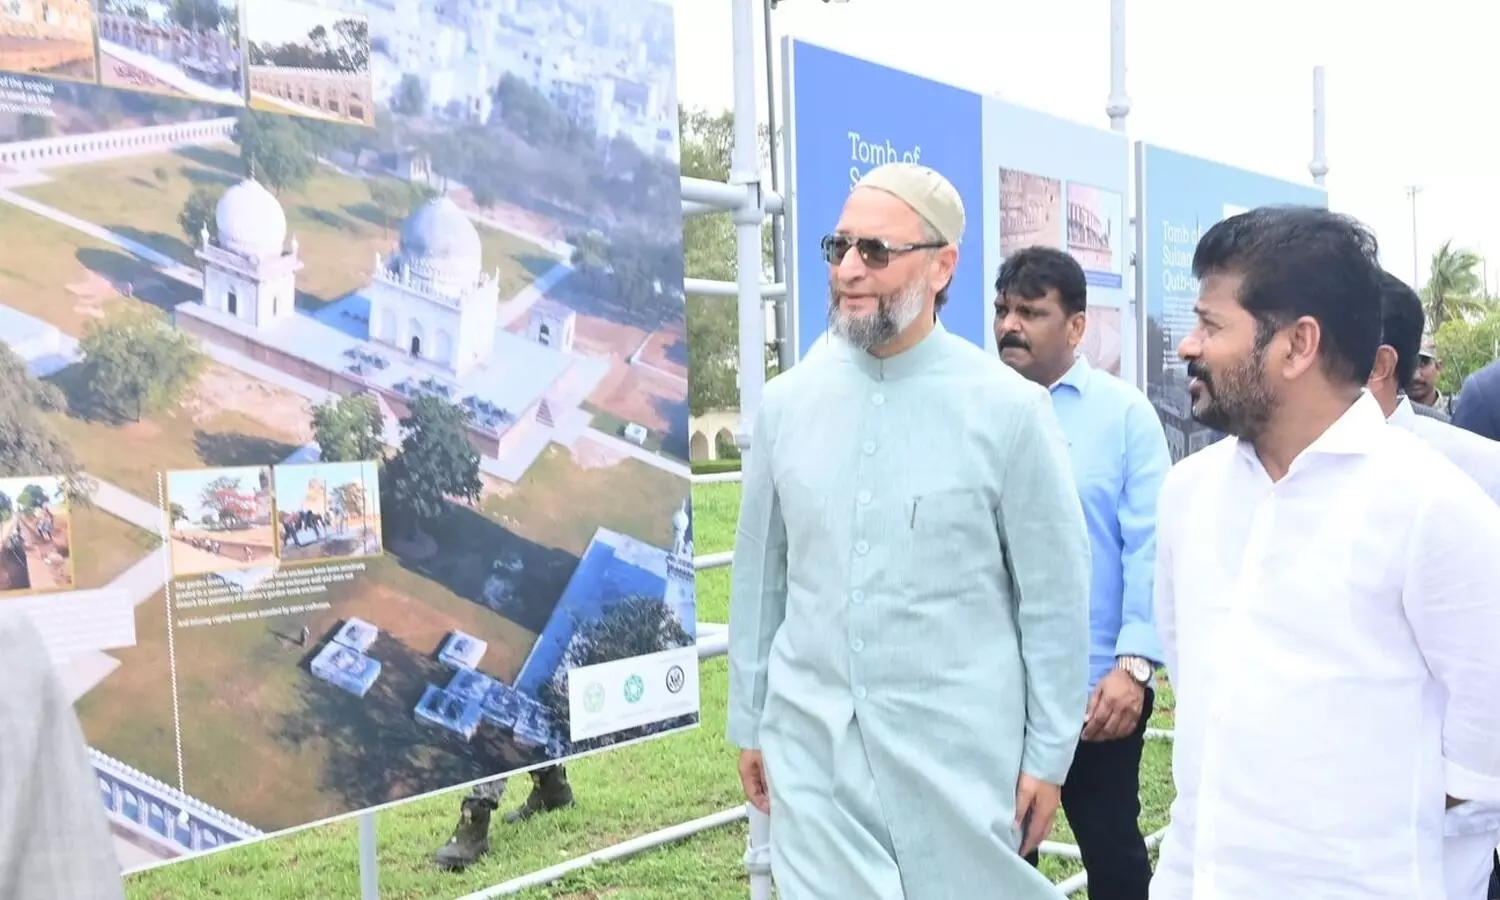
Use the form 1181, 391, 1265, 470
1082, 668, 1145, 742
1014, 773, 1061, 857
738, 749, 770, 814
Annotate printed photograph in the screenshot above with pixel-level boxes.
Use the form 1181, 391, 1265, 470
273, 459, 381, 562
245, 0, 370, 127
165, 465, 277, 576
1066, 181, 1124, 286
0, 474, 74, 594
97, 0, 246, 106
0, 0, 98, 82
1079, 305, 1121, 377
999, 168, 1063, 257
0, 0, 689, 870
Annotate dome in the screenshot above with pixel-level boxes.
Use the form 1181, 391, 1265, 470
672, 502, 689, 534
398, 195, 483, 291
215, 178, 287, 261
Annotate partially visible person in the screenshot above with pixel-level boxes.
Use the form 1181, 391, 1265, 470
1366, 271, 1500, 900
431, 766, 574, 870
1150, 205, 1500, 900
0, 608, 125, 900
1409, 335, 1452, 419
728, 162, 1092, 899
994, 246, 1169, 900
1453, 358, 1500, 441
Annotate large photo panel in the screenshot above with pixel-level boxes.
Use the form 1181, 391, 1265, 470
0, 0, 694, 872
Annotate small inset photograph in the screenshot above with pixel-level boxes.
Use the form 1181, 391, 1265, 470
999, 168, 1064, 257
0, 475, 74, 595
272, 459, 382, 563
166, 465, 278, 577
1079, 305, 1122, 377
0, 0, 99, 82
245, 0, 371, 127
96, 0, 246, 106
1065, 181, 1125, 287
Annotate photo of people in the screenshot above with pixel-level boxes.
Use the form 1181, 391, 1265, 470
273, 459, 382, 563
0, 474, 74, 594
165, 465, 278, 577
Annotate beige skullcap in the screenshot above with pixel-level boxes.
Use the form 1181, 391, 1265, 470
856, 162, 966, 246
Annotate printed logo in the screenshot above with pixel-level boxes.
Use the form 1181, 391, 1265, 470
665, 665, 685, 694
623, 674, 645, 704
582, 681, 606, 714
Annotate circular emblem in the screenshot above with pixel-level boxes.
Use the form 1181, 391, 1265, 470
582, 681, 606, 714
665, 665, 685, 694
623, 674, 645, 704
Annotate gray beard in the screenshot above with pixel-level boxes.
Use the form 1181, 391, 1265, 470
828, 278, 926, 351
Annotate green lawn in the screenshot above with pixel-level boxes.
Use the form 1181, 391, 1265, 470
124, 481, 1176, 899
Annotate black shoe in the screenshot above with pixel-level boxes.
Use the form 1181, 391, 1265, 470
502, 766, 575, 824
432, 795, 496, 870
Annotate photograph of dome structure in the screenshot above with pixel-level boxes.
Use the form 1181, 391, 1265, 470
0, 0, 98, 82
97, 0, 247, 105
0, 0, 690, 872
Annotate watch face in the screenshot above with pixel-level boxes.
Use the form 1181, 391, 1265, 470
1127, 658, 1150, 682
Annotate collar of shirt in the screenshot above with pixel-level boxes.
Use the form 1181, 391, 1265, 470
1231, 390, 1388, 479
1049, 355, 1091, 396
826, 319, 951, 381
1389, 395, 1419, 427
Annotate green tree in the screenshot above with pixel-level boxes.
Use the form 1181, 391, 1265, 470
678, 105, 777, 416
311, 393, 386, 463
1435, 307, 1500, 397
367, 178, 435, 238
78, 304, 206, 423
233, 112, 315, 195
0, 344, 84, 496
178, 184, 224, 246
17, 484, 48, 514
382, 394, 482, 539
1422, 241, 1489, 332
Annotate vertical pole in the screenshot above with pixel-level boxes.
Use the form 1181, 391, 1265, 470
732, 0, 772, 896
1105, 0, 1130, 132
1309, 66, 1328, 187
763, 0, 790, 371
358, 812, 379, 900
1408, 186, 1422, 287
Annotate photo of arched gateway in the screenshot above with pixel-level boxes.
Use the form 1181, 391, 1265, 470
165, 465, 278, 576
0, 474, 74, 594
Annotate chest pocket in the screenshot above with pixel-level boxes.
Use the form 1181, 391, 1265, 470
898, 488, 996, 597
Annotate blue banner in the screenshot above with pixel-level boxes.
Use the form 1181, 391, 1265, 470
783, 39, 984, 356
1135, 143, 1327, 461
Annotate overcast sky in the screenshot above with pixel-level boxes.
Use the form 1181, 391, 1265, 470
670, 0, 1499, 291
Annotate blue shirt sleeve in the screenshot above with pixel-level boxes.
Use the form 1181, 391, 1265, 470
1113, 399, 1171, 666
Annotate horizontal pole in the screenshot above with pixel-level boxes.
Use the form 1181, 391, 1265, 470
680, 176, 784, 214
682, 200, 721, 218
1056, 828, 1167, 894
684, 277, 786, 299
693, 471, 743, 485
455, 807, 748, 899
695, 550, 733, 570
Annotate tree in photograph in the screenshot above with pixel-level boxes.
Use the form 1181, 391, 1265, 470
233, 112, 315, 195
78, 304, 207, 423
178, 184, 225, 245
0, 345, 84, 496
311, 393, 385, 463
200, 475, 255, 529
366, 178, 436, 238
382, 394, 481, 539
0, 493, 11, 529
169, 503, 188, 530
17, 484, 49, 516
538, 595, 693, 749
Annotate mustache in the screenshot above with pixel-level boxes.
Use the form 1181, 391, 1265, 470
1186, 360, 1212, 387
998, 332, 1030, 351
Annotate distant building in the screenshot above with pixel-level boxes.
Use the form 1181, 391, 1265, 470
525, 298, 575, 353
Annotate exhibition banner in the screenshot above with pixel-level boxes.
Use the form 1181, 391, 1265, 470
782, 38, 1133, 381
1135, 142, 1326, 461
0, 0, 695, 872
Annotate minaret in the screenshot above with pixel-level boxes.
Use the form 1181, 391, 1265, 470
665, 499, 695, 638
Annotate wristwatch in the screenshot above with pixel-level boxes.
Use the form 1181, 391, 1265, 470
1116, 655, 1153, 685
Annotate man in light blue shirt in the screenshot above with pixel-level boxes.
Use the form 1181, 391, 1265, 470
995, 246, 1170, 900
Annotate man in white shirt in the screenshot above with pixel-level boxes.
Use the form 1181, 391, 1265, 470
1366, 270, 1500, 900
1150, 205, 1500, 900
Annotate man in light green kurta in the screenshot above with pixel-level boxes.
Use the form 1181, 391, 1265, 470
727, 162, 1093, 898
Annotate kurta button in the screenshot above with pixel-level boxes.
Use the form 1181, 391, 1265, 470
855, 540, 870, 555
851, 590, 865, 604
862, 441, 876, 455
857, 489, 872, 504
850, 639, 864, 653
871, 393, 885, 406
853, 686, 867, 700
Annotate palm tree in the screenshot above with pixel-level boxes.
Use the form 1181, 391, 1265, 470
1422, 241, 1489, 331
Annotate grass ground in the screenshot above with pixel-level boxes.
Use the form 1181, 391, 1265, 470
123, 481, 1175, 899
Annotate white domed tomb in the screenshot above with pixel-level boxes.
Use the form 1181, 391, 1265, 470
196, 178, 302, 329
366, 195, 500, 375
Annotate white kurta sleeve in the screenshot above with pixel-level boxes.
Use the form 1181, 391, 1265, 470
726, 397, 789, 751
1402, 478, 1500, 803
1153, 468, 1181, 687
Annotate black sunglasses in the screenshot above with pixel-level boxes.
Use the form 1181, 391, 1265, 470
820, 234, 947, 269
